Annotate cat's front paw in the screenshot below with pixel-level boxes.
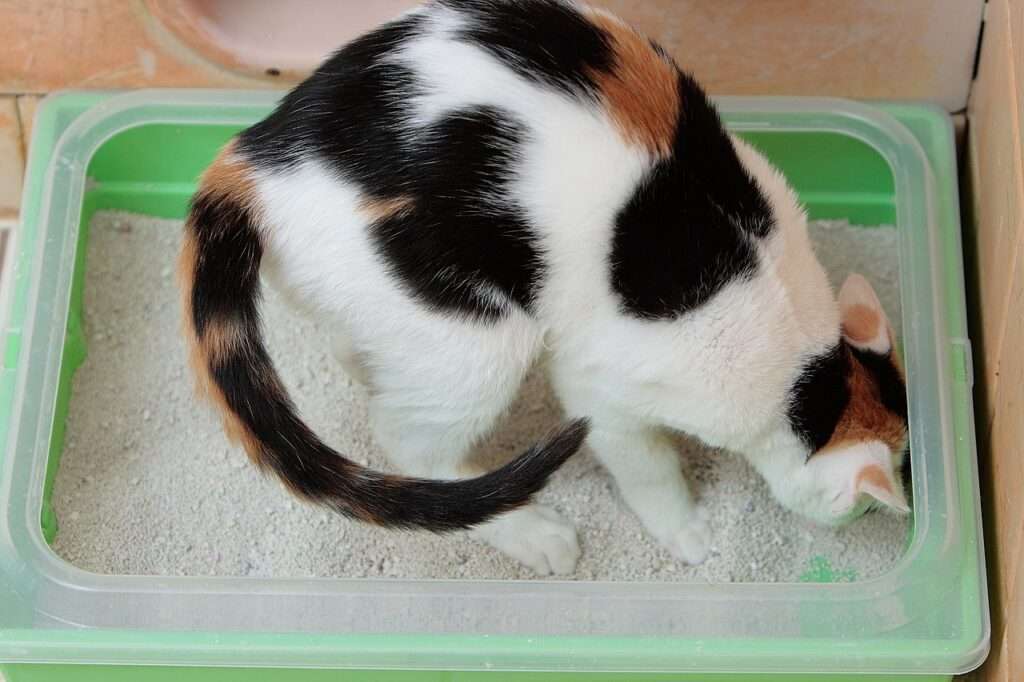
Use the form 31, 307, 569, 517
665, 506, 711, 565
472, 504, 580, 575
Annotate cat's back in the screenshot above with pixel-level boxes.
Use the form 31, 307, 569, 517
239, 0, 690, 322
239, 0, 770, 338
240, 0, 679, 169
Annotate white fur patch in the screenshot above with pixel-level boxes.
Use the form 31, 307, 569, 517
242, 1, 892, 570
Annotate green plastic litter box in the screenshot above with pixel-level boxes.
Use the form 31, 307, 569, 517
0, 90, 988, 681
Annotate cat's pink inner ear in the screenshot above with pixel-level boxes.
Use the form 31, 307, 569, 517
856, 463, 910, 514
839, 274, 892, 354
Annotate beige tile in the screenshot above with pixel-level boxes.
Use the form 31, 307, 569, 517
966, 0, 1024, 430
0, 0, 984, 108
0, 0, 269, 92
0, 96, 24, 216
145, 0, 421, 81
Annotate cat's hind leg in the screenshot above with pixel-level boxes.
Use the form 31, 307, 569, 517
363, 313, 581, 575
551, 367, 710, 565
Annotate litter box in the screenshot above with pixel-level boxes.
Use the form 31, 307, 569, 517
0, 91, 988, 681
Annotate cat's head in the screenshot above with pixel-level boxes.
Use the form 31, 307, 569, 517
781, 273, 911, 526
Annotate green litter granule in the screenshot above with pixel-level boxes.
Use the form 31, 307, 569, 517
800, 556, 857, 583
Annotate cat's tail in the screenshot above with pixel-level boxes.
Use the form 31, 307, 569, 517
178, 142, 588, 531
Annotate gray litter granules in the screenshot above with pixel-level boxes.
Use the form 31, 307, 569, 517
51, 212, 908, 582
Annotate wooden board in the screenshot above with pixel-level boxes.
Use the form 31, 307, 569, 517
964, 0, 1024, 679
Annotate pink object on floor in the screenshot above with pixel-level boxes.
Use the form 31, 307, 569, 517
149, 0, 421, 79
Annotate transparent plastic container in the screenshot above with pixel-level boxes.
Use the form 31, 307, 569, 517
0, 90, 988, 681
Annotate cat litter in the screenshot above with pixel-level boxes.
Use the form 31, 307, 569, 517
51, 211, 909, 582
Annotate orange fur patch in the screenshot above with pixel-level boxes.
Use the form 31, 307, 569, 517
178, 139, 266, 466
198, 139, 261, 214
178, 143, 396, 522
359, 195, 415, 223
841, 304, 881, 345
202, 317, 247, 364
585, 10, 680, 157
819, 349, 907, 455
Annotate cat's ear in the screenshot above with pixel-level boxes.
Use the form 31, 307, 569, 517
839, 273, 892, 354
855, 462, 910, 514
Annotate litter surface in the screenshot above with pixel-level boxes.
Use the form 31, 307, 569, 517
52, 212, 909, 582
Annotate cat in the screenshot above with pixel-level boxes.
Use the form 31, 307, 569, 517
179, 0, 910, 575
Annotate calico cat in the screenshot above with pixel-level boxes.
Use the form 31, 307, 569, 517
179, 0, 910, 575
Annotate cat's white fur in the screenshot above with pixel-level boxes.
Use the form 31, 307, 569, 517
249, 5, 907, 574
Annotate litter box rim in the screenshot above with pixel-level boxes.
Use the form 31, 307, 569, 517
0, 90, 987, 674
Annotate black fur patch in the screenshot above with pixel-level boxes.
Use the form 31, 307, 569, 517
850, 347, 908, 421
188, 190, 588, 531
852, 347, 911, 500
610, 74, 772, 319
239, 13, 541, 320
369, 107, 540, 319
238, 13, 424, 195
787, 343, 852, 452
444, 0, 613, 97
898, 444, 912, 503
188, 193, 263, 338
675, 74, 774, 238
211, 339, 590, 530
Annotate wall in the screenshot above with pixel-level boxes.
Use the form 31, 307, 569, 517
0, 0, 983, 218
